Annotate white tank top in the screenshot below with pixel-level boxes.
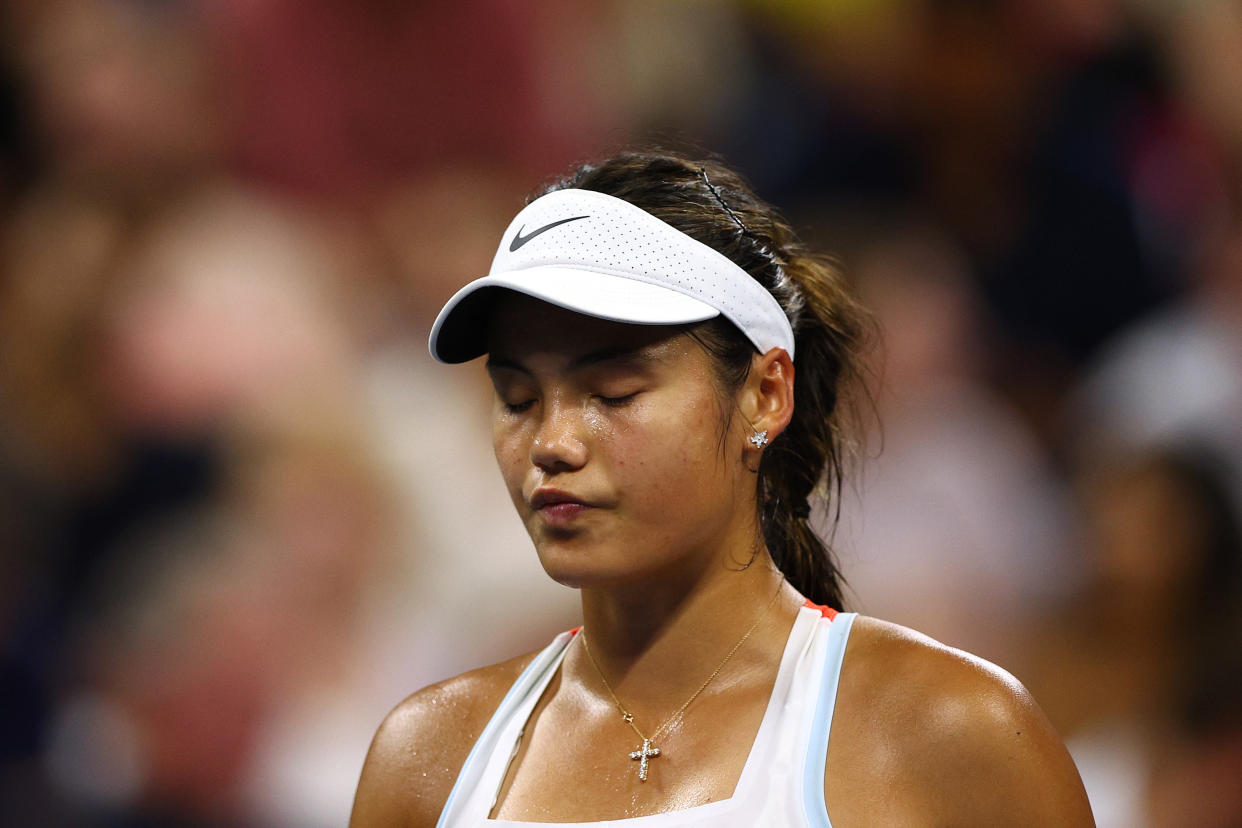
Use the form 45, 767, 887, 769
436, 604, 857, 827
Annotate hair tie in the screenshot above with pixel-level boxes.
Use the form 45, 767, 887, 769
697, 167, 748, 234
792, 501, 811, 520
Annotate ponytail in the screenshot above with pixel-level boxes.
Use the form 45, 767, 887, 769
755, 245, 869, 609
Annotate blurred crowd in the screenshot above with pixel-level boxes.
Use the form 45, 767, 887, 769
0, 1, 1239, 826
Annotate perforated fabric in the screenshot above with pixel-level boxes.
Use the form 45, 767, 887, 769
429, 189, 795, 364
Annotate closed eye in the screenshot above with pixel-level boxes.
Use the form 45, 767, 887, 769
597, 393, 638, 408
502, 399, 535, 413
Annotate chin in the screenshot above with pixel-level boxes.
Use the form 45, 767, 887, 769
533, 537, 651, 590
536, 551, 618, 590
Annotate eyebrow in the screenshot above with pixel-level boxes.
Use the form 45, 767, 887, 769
486, 344, 658, 375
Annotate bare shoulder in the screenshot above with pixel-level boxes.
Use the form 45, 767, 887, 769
826, 616, 1095, 826
349, 650, 540, 828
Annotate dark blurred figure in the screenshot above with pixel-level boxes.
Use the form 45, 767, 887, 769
1029, 446, 1242, 827
726, 0, 1229, 446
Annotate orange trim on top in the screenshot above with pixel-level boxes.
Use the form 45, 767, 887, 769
568, 625, 582, 635
803, 599, 838, 620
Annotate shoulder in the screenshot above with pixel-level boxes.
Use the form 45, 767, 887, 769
348, 650, 541, 828
826, 616, 1095, 826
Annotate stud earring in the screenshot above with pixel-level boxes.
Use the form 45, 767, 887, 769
749, 430, 768, 449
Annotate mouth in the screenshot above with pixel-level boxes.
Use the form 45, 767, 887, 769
530, 488, 595, 526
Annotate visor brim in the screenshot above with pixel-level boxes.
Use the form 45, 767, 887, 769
428, 266, 720, 364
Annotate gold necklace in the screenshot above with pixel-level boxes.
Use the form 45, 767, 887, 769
578, 577, 784, 782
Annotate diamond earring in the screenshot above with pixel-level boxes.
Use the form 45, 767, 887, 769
749, 430, 768, 449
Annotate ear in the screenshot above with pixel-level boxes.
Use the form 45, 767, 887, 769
739, 347, 794, 444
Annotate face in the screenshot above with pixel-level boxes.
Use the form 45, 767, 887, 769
486, 295, 755, 588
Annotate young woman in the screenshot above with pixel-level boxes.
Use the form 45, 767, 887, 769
350, 152, 1095, 826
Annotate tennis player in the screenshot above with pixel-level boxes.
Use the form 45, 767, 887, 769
350, 152, 1095, 826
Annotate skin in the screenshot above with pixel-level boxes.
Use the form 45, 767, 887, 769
351, 296, 1095, 826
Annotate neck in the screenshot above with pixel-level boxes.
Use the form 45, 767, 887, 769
582, 552, 780, 645
573, 544, 797, 719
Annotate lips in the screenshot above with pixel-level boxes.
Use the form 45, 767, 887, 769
530, 488, 591, 511
529, 488, 600, 528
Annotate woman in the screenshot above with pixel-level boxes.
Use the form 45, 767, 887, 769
351, 152, 1094, 826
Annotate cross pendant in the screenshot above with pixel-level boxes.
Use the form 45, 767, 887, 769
628, 738, 661, 782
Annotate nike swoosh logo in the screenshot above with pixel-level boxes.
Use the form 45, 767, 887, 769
509, 215, 590, 252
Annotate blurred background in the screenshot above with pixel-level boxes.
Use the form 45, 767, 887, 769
1, 0, 1240, 825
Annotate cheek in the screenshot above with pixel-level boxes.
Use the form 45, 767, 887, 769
491, 422, 528, 494
612, 395, 727, 504
580, 408, 616, 456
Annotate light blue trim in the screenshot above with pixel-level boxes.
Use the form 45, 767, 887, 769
436, 634, 573, 827
802, 612, 856, 828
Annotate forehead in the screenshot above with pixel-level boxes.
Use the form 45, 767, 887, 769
485, 292, 693, 367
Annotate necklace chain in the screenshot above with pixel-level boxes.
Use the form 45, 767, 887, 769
579, 577, 785, 745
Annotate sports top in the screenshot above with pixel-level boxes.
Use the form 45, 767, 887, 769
436, 603, 858, 827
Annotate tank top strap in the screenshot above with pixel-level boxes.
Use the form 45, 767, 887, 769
437, 630, 578, 827
799, 611, 856, 825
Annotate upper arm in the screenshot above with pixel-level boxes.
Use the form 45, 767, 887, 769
830, 618, 1095, 826
350, 699, 441, 828
349, 655, 536, 828
919, 660, 1095, 825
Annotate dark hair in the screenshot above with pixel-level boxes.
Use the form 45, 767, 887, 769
542, 151, 874, 610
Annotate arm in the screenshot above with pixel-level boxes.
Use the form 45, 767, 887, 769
827, 618, 1095, 826
350, 694, 445, 828
916, 654, 1095, 825
349, 654, 536, 828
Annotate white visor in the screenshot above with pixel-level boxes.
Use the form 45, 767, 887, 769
428, 188, 795, 363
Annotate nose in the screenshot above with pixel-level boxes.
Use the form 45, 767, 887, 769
530, 398, 588, 473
